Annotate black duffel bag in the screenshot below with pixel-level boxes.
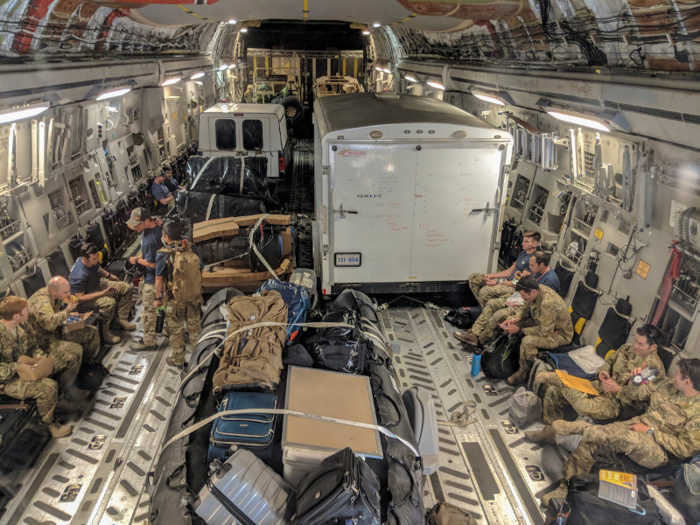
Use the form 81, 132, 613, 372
294, 447, 381, 525
310, 338, 371, 374
444, 307, 482, 330
481, 333, 521, 379
545, 474, 663, 525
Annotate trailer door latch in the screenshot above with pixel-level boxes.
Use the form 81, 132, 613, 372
331, 204, 358, 219
471, 202, 493, 217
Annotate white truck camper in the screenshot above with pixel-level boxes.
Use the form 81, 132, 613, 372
313, 92, 513, 295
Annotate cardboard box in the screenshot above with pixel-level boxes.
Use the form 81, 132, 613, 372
16, 355, 53, 381
193, 214, 291, 243
64, 311, 94, 332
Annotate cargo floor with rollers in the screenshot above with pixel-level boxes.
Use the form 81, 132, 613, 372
2, 298, 562, 525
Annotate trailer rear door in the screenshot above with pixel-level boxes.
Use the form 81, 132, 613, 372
329, 142, 502, 285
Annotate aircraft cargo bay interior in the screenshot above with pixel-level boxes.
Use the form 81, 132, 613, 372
0, 2, 700, 525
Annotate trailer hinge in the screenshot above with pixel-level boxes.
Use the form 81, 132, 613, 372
330, 204, 358, 219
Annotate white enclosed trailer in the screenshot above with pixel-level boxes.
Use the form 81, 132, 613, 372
313, 92, 513, 295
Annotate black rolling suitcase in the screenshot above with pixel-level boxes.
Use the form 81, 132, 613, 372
294, 447, 381, 525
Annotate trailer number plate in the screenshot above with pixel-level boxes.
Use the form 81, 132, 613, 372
335, 253, 361, 267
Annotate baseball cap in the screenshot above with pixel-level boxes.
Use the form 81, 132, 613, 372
126, 207, 152, 227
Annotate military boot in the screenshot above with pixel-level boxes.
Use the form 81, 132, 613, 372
540, 481, 568, 508
535, 371, 561, 386
454, 330, 479, 347
507, 367, 530, 386
132, 339, 157, 352
552, 419, 593, 435
111, 318, 137, 332
525, 425, 556, 444
48, 422, 73, 438
102, 327, 121, 345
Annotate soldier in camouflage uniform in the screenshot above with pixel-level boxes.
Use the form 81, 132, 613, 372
466, 230, 540, 307
28, 277, 100, 365
69, 243, 135, 345
497, 276, 573, 385
0, 297, 73, 437
155, 221, 203, 367
526, 325, 666, 444
541, 358, 700, 507
458, 251, 561, 348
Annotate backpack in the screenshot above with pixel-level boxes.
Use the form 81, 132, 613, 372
481, 333, 521, 379
545, 474, 663, 525
256, 279, 310, 344
213, 291, 288, 393
444, 307, 482, 330
159, 240, 202, 304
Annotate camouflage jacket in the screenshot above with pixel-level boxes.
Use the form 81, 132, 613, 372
28, 287, 70, 347
0, 322, 46, 383
515, 285, 574, 342
596, 344, 666, 400
621, 376, 700, 460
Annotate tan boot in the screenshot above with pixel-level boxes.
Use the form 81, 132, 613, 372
166, 356, 185, 367
111, 318, 136, 332
102, 327, 121, 345
540, 481, 568, 508
49, 422, 73, 438
507, 367, 530, 386
535, 371, 562, 386
525, 425, 556, 444
454, 330, 479, 346
552, 419, 593, 436
132, 339, 158, 352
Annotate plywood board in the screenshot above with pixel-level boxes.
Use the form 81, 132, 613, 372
193, 214, 291, 242
283, 367, 382, 457
201, 257, 293, 286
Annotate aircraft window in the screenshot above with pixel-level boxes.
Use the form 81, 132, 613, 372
215, 119, 236, 150
242, 120, 263, 151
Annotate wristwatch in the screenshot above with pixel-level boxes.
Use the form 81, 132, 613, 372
646, 427, 655, 436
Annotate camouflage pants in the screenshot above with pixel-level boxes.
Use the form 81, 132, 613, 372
47, 339, 82, 387
2, 377, 58, 424
468, 273, 512, 307
543, 383, 620, 424
139, 282, 157, 346
487, 308, 569, 372
78, 279, 133, 325
166, 299, 202, 364
562, 419, 668, 480
480, 306, 522, 342
63, 325, 100, 364
472, 296, 508, 342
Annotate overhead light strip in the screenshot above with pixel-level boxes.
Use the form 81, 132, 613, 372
0, 102, 50, 125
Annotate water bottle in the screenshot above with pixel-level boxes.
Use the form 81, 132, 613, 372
471, 349, 482, 376
632, 366, 659, 386
155, 307, 165, 334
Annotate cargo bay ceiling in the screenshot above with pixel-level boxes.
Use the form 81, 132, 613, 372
1, 0, 699, 74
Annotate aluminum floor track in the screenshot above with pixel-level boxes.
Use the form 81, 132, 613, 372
378, 305, 566, 525
3, 303, 565, 525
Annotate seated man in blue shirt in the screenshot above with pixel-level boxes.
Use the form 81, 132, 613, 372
151, 172, 174, 211
69, 244, 135, 345
126, 207, 163, 351
458, 251, 560, 348
163, 166, 185, 194
467, 230, 541, 307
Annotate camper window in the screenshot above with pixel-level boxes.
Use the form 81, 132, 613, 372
242, 120, 263, 151
215, 119, 236, 150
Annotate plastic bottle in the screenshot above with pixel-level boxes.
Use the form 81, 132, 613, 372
471, 349, 482, 377
632, 366, 659, 386
155, 307, 165, 334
